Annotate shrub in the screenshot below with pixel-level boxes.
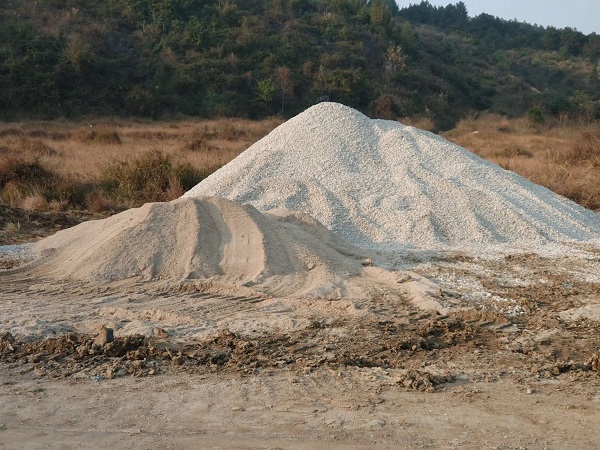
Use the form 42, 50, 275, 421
562, 131, 600, 166
214, 122, 248, 141
85, 190, 116, 213
182, 128, 217, 152
20, 193, 49, 211
0, 156, 54, 188
75, 128, 122, 145
17, 137, 58, 156
98, 150, 210, 204
527, 107, 545, 124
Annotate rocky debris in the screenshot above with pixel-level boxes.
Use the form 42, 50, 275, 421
394, 370, 455, 393
93, 326, 114, 347
1, 293, 598, 389
0, 331, 15, 352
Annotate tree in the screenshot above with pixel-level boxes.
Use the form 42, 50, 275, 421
370, 0, 391, 27
275, 66, 293, 116
64, 34, 94, 74
591, 65, 599, 83
256, 77, 276, 108
384, 45, 407, 81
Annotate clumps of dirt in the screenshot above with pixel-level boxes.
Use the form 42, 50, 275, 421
0, 331, 16, 352
0, 331, 155, 379
394, 370, 455, 392
530, 356, 600, 382
1, 298, 597, 390
0, 259, 23, 269
0, 324, 463, 390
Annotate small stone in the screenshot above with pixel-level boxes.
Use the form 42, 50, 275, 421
132, 360, 145, 369
171, 356, 186, 366
94, 326, 114, 347
27, 354, 42, 364
527, 388, 533, 394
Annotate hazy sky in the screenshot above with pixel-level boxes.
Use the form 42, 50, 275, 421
397, 1, 600, 35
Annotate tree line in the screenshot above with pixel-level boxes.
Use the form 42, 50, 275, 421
0, 0, 598, 129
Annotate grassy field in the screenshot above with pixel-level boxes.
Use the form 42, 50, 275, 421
0, 118, 281, 212
1, 114, 599, 243
440, 115, 600, 212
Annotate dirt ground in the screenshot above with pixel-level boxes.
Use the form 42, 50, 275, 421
1, 227, 599, 448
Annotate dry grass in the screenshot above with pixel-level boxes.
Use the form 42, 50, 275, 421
1, 114, 599, 215
398, 116, 436, 132
443, 116, 600, 211
0, 117, 281, 213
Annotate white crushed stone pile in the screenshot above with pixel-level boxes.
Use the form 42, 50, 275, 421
32, 197, 365, 296
184, 102, 600, 250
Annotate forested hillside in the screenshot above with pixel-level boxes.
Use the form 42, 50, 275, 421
1, 0, 599, 129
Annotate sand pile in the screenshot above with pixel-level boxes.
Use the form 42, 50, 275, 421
184, 102, 600, 250
31, 197, 366, 297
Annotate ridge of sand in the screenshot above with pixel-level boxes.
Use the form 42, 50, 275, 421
29, 196, 369, 297
183, 102, 600, 250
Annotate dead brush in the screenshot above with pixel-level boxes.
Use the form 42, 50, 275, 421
98, 150, 210, 204
0, 156, 54, 207
74, 127, 122, 145
0, 128, 24, 138
85, 190, 116, 213
0, 155, 54, 188
554, 131, 600, 166
16, 137, 58, 156
20, 192, 49, 212
182, 128, 217, 152
494, 145, 533, 158
447, 117, 600, 212
25, 129, 69, 140
0, 155, 85, 209
123, 130, 181, 141
540, 164, 600, 211
213, 122, 248, 141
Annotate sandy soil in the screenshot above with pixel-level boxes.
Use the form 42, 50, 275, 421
1, 367, 598, 449
1, 245, 599, 448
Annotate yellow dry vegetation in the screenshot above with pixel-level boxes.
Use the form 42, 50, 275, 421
1, 114, 599, 213
443, 115, 600, 211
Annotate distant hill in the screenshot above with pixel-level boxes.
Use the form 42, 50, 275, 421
1, 0, 599, 129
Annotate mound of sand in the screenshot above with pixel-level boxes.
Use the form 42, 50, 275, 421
183, 102, 600, 250
32, 197, 367, 297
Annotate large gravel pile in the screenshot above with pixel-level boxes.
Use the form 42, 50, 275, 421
184, 102, 600, 250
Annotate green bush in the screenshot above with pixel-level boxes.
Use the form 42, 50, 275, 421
527, 107, 545, 124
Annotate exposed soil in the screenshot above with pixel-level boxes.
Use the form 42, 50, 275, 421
1, 220, 599, 448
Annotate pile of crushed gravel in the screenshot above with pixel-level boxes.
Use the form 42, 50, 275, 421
184, 102, 600, 250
